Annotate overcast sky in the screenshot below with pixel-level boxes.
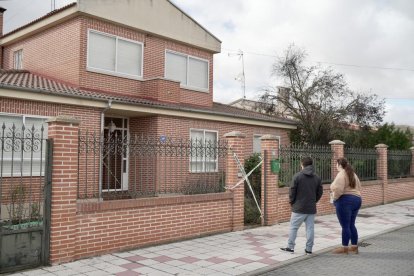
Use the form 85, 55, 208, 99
2, 0, 414, 126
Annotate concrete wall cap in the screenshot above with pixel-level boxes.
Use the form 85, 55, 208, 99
224, 131, 245, 138
260, 134, 279, 141
375, 144, 388, 148
329, 140, 345, 145
46, 115, 80, 125
410, 147, 414, 150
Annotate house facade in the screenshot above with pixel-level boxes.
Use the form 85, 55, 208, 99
0, 0, 297, 268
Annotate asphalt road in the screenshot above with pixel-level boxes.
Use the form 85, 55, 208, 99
258, 224, 414, 276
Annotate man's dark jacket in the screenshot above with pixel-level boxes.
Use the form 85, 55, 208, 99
289, 165, 323, 214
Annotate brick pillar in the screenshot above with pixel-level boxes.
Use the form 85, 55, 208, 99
224, 131, 245, 231
376, 144, 388, 204
411, 147, 414, 176
260, 135, 279, 226
329, 140, 345, 179
47, 116, 80, 264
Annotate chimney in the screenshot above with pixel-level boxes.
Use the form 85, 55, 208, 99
0, 7, 6, 37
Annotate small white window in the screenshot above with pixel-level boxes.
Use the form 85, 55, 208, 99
0, 114, 48, 177
13, 49, 23, 69
165, 51, 209, 91
190, 129, 218, 172
87, 30, 143, 79
253, 135, 262, 154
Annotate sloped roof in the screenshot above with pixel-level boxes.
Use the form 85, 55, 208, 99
0, 70, 297, 127
1, 0, 221, 53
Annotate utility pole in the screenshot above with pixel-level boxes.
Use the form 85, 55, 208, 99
229, 50, 246, 99
51, 0, 56, 11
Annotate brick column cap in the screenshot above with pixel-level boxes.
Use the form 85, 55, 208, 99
0, 7, 6, 13
260, 134, 279, 141
329, 140, 345, 145
375, 144, 388, 148
46, 115, 80, 125
224, 131, 245, 138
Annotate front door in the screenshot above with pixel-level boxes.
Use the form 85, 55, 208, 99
102, 117, 129, 192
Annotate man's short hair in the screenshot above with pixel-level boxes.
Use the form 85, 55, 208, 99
301, 157, 313, 167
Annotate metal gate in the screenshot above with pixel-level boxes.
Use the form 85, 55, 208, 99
0, 123, 51, 273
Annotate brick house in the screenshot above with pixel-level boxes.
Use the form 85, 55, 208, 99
0, 0, 297, 267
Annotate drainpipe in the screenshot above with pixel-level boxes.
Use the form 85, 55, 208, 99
99, 100, 112, 200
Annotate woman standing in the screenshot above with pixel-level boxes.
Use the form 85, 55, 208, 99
330, 158, 362, 254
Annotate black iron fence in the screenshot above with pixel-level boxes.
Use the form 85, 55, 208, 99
279, 144, 332, 187
388, 149, 412, 179
78, 131, 228, 200
344, 147, 377, 181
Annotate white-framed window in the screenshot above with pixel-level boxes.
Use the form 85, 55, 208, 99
165, 50, 209, 91
87, 29, 143, 79
190, 129, 218, 172
13, 49, 23, 69
253, 134, 281, 154
0, 114, 48, 177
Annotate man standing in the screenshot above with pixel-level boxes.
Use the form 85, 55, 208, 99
280, 157, 323, 254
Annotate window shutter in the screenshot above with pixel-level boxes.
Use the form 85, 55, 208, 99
188, 57, 208, 89
166, 52, 187, 85
117, 39, 142, 76
88, 32, 116, 71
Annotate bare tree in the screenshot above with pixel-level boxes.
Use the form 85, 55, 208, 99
259, 45, 385, 144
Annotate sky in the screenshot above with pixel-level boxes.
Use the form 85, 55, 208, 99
1, 0, 414, 126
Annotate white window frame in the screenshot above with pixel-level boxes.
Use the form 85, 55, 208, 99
13, 49, 23, 69
253, 134, 281, 154
165, 50, 209, 92
189, 128, 218, 173
0, 113, 48, 177
86, 29, 144, 80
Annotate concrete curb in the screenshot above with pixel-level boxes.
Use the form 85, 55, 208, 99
243, 221, 414, 276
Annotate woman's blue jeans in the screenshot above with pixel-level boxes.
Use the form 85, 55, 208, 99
334, 195, 362, 246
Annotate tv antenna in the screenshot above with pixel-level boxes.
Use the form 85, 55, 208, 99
228, 49, 246, 99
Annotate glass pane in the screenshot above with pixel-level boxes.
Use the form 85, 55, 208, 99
253, 135, 261, 153
88, 32, 116, 71
188, 57, 208, 89
165, 52, 187, 85
117, 39, 142, 76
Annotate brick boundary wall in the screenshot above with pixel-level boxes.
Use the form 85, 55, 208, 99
75, 193, 233, 259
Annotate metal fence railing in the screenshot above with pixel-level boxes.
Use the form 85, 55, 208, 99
78, 131, 228, 200
388, 149, 412, 179
344, 147, 377, 181
279, 144, 332, 187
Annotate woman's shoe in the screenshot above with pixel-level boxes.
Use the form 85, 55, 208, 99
349, 245, 359, 254
332, 246, 349, 254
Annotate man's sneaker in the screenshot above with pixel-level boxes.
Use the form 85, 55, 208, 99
305, 249, 312, 255
280, 247, 294, 253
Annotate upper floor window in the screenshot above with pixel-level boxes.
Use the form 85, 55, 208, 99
165, 51, 209, 92
87, 30, 143, 79
13, 49, 23, 69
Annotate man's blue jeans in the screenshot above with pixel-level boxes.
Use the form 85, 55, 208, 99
287, 212, 315, 252
334, 194, 362, 246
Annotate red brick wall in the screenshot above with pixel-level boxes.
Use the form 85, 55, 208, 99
2, 19, 82, 85
78, 17, 214, 107
387, 179, 414, 202
75, 193, 233, 259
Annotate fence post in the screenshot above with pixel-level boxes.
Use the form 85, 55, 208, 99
376, 144, 388, 204
224, 131, 245, 231
411, 147, 414, 176
260, 135, 279, 226
46, 115, 80, 264
329, 140, 345, 179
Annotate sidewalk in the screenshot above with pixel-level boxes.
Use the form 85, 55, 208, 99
8, 199, 414, 276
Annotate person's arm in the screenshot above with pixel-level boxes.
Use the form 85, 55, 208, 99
330, 172, 345, 200
316, 178, 323, 202
289, 175, 298, 204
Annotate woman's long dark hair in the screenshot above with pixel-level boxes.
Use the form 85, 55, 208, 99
337, 158, 356, 188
